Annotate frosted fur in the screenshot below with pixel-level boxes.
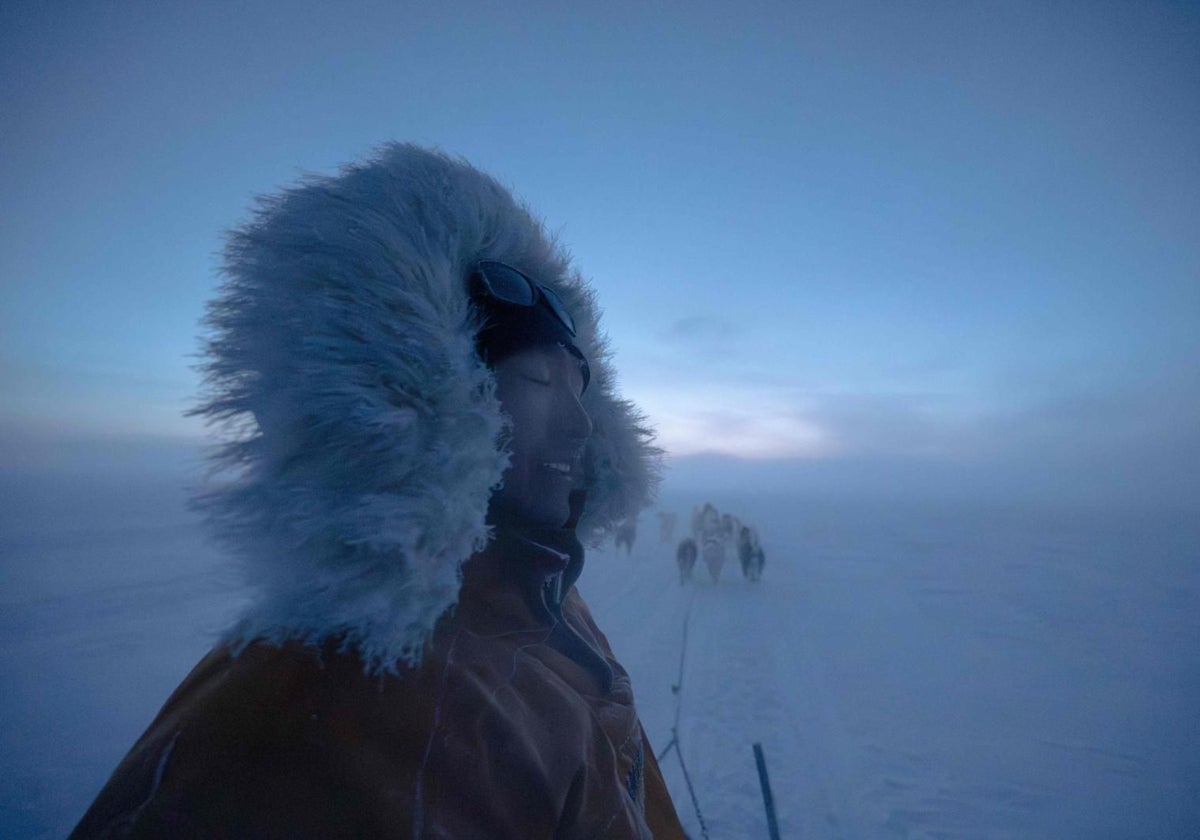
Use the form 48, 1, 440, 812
193, 144, 661, 672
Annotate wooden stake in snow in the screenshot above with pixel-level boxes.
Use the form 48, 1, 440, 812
753, 742, 781, 840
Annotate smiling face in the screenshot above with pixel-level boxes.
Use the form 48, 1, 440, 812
490, 344, 593, 530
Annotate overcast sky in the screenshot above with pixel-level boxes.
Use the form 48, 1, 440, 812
2, 1, 1197, 509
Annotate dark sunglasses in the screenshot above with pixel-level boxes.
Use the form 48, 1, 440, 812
469, 260, 577, 336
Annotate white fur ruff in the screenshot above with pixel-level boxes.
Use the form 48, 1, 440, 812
193, 144, 660, 673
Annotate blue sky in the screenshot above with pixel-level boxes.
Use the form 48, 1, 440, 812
2, 1, 1197, 507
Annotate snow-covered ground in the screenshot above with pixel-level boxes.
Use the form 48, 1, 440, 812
2, 471, 1197, 837
587, 492, 1200, 838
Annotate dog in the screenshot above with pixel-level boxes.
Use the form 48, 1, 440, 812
720, 512, 742, 554
701, 535, 726, 583
692, 502, 721, 541
738, 525, 765, 581
614, 516, 637, 556
675, 537, 698, 584
691, 502, 726, 582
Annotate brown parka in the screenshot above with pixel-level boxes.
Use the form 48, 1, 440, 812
71, 528, 685, 839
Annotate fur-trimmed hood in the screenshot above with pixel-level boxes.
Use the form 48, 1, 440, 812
193, 144, 660, 673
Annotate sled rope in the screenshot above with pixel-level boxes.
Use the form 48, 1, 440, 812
656, 587, 711, 839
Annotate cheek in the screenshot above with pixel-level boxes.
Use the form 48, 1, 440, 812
502, 391, 552, 445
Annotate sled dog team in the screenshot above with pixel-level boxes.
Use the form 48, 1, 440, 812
613, 504, 765, 583
675, 502, 765, 584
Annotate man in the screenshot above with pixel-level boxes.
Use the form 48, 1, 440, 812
71, 144, 685, 838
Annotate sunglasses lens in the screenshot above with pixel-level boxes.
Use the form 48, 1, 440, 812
539, 285, 577, 335
473, 260, 577, 337
476, 261, 536, 306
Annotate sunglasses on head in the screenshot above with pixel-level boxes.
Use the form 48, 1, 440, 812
469, 260, 577, 336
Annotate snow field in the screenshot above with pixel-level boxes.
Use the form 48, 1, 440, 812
581, 492, 1200, 839
2, 475, 1197, 838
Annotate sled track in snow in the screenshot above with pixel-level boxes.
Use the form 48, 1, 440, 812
584, 538, 864, 839
675, 566, 862, 839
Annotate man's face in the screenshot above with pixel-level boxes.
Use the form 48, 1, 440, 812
490, 344, 592, 529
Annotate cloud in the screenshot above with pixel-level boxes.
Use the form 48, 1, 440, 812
0, 421, 205, 477
662, 315, 740, 342
0, 358, 201, 439
630, 376, 971, 462
801, 391, 964, 459
629, 383, 834, 459
642, 369, 1200, 512
650, 314, 747, 363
